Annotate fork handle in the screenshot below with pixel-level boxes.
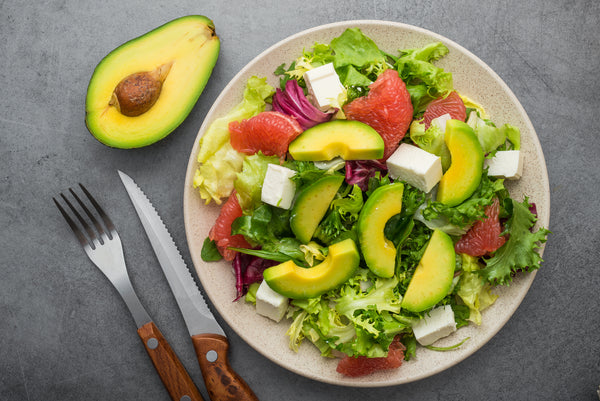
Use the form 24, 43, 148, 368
137, 321, 205, 401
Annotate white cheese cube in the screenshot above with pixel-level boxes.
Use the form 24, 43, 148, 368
484, 150, 523, 180
386, 143, 443, 193
303, 63, 346, 111
261, 164, 296, 209
412, 305, 457, 346
255, 280, 288, 322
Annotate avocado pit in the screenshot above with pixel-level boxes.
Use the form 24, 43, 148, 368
109, 62, 172, 117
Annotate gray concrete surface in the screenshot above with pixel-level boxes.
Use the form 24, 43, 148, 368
1, 1, 599, 400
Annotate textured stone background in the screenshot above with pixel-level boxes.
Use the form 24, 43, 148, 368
1, 1, 599, 400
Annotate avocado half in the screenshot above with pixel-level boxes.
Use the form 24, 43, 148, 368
85, 15, 220, 148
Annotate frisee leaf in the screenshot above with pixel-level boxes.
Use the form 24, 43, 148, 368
478, 197, 551, 285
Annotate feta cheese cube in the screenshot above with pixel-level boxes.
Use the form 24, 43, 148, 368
303, 63, 345, 111
386, 144, 443, 193
484, 150, 523, 180
256, 280, 288, 322
412, 305, 457, 346
261, 164, 296, 209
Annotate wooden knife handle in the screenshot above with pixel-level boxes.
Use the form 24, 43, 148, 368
137, 322, 205, 401
191, 333, 259, 401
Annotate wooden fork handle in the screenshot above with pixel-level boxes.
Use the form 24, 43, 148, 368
191, 333, 259, 401
137, 321, 205, 401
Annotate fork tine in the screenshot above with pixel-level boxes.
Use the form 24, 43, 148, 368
60, 192, 99, 246
69, 187, 106, 240
79, 183, 116, 235
53, 196, 89, 248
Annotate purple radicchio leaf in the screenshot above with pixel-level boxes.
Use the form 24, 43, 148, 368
272, 80, 335, 130
232, 252, 279, 301
345, 159, 388, 191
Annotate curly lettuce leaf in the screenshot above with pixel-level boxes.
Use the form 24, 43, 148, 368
336, 275, 402, 316
395, 42, 453, 112
503, 124, 521, 150
422, 172, 506, 228
193, 145, 245, 205
330, 28, 387, 86
284, 270, 411, 358
409, 119, 451, 171
456, 254, 498, 325
466, 110, 522, 154
315, 184, 364, 244
478, 198, 551, 285
234, 153, 279, 212
193, 77, 275, 204
276, 29, 388, 91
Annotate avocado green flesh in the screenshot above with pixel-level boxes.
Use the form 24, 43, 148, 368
263, 239, 359, 299
85, 15, 220, 148
401, 230, 455, 313
357, 183, 404, 278
290, 175, 344, 243
288, 120, 384, 161
436, 120, 484, 206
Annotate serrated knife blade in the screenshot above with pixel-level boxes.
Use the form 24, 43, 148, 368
118, 170, 258, 401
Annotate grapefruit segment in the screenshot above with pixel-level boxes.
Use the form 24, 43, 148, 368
208, 192, 252, 261
343, 69, 413, 160
336, 336, 406, 377
422, 91, 466, 129
455, 197, 506, 256
228, 111, 303, 157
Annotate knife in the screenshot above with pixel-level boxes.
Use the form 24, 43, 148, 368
118, 170, 259, 401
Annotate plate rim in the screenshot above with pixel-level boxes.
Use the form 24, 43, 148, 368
183, 19, 550, 387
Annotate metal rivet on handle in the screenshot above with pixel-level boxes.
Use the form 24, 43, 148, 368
206, 350, 218, 362
180, 396, 191, 401
147, 337, 159, 349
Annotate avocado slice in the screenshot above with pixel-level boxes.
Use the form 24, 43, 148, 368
357, 182, 404, 278
401, 229, 455, 313
436, 120, 484, 206
85, 15, 220, 148
290, 175, 344, 243
263, 239, 359, 299
288, 120, 384, 161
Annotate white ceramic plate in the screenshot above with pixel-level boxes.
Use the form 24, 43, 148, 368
183, 20, 550, 387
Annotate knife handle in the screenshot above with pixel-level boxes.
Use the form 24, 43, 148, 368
191, 333, 259, 401
137, 322, 205, 401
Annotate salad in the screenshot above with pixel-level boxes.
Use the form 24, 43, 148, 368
193, 28, 550, 377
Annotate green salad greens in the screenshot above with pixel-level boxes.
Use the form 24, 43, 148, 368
195, 28, 550, 376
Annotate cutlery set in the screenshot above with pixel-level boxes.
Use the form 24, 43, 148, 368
54, 172, 258, 401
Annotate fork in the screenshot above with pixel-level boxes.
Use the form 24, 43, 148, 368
54, 184, 205, 401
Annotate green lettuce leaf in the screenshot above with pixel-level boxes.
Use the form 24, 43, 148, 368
466, 111, 507, 154
314, 184, 364, 244
395, 42, 453, 112
422, 172, 506, 228
234, 152, 279, 212
478, 198, 551, 285
231, 203, 305, 264
456, 254, 498, 325
245, 282, 260, 305
276, 28, 388, 91
503, 124, 521, 150
200, 238, 223, 262
466, 110, 522, 153
193, 77, 274, 204
330, 28, 387, 86
409, 119, 451, 170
